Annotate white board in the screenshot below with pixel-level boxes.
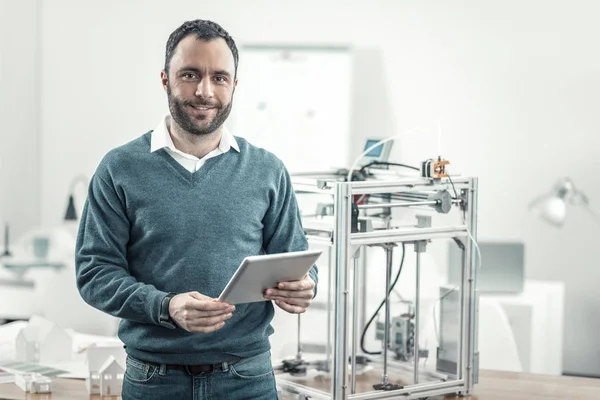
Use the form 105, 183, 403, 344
228, 45, 352, 173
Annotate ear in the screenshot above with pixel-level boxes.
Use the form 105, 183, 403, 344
161, 70, 168, 92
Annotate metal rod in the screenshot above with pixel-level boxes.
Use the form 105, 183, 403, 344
350, 178, 463, 189
332, 182, 351, 399
326, 247, 334, 371
351, 225, 468, 246
351, 255, 360, 394
414, 250, 421, 384
390, 195, 431, 202
296, 314, 302, 360
359, 198, 462, 210
357, 200, 439, 209
465, 178, 479, 394
291, 174, 471, 195
457, 243, 466, 378
360, 246, 367, 340
350, 386, 466, 400
381, 245, 393, 386
348, 178, 471, 195
393, 192, 431, 199
348, 379, 466, 400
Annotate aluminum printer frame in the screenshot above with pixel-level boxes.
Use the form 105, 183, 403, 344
277, 174, 479, 400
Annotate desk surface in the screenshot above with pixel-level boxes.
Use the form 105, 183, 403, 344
0, 370, 599, 400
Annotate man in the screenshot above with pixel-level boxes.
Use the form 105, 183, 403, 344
75, 19, 318, 400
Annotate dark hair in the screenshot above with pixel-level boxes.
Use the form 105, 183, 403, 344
164, 19, 239, 78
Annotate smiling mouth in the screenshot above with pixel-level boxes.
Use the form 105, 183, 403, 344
189, 104, 216, 111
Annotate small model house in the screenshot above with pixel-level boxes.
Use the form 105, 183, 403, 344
15, 315, 72, 364
99, 355, 124, 396
15, 373, 36, 392
30, 375, 52, 393
15, 372, 52, 393
86, 346, 126, 395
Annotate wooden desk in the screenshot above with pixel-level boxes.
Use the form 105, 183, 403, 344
0, 377, 119, 400
0, 370, 599, 399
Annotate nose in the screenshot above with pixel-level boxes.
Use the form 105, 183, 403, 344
195, 78, 214, 99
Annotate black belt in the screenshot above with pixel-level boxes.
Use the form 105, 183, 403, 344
165, 357, 242, 374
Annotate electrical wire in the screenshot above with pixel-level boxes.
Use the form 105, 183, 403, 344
346, 131, 424, 182
360, 243, 406, 355
461, 209, 482, 271
446, 174, 459, 200
447, 169, 481, 270
358, 161, 420, 175
466, 227, 482, 270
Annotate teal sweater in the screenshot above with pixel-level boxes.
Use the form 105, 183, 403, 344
75, 131, 318, 364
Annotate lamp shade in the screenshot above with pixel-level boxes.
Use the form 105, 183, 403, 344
64, 195, 78, 221
63, 174, 89, 222
529, 177, 596, 228
536, 197, 567, 227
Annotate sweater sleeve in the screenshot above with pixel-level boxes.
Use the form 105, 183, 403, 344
75, 167, 173, 328
262, 165, 319, 297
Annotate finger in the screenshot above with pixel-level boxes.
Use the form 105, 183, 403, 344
188, 292, 234, 308
187, 299, 234, 312
190, 321, 227, 333
275, 300, 306, 314
276, 277, 315, 292
183, 308, 233, 320
188, 291, 213, 301
195, 309, 233, 317
264, 288, 313, 299
191, 313, 233, 327
270, 297, 310, 307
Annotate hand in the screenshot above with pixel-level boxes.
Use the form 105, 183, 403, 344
263, 274, 315, 314
168, 291, 235, 333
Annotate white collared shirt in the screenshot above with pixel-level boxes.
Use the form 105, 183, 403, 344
150, 114, 240, 173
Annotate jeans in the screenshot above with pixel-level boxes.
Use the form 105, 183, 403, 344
122, 351, 278, 400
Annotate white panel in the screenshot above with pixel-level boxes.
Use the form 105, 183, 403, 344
229, 46, 352, 173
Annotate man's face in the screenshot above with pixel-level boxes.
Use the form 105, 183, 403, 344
162, 36, 237, 136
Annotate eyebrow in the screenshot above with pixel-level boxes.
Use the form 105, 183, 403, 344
179, 67, 232, 78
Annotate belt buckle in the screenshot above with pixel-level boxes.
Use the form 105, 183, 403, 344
189, 364, 214, 374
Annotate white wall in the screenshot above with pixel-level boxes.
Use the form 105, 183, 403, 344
38, 0, 600, 376
0, 0, 40, 240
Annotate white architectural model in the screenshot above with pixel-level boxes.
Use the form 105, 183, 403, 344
14, 373, 36, 392
86, 346, 126, 395
99, 356, 124, 396
31, 375, 52, 393
15, 315, 72, 364
15, 372, 52, 393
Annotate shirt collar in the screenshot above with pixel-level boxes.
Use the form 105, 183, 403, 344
150, 114, 240, 154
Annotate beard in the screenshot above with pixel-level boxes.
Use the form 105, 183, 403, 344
167, 85, 233, 136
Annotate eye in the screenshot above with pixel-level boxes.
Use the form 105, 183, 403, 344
182, 73, 197, 80
214, 76, 227, 83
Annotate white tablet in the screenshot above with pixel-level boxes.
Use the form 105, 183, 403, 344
218, 249, 323, 305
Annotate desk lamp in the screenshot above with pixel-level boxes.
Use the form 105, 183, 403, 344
529, 177, 600, 227
1, 223, 11, 257
64, 174, 88, 221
